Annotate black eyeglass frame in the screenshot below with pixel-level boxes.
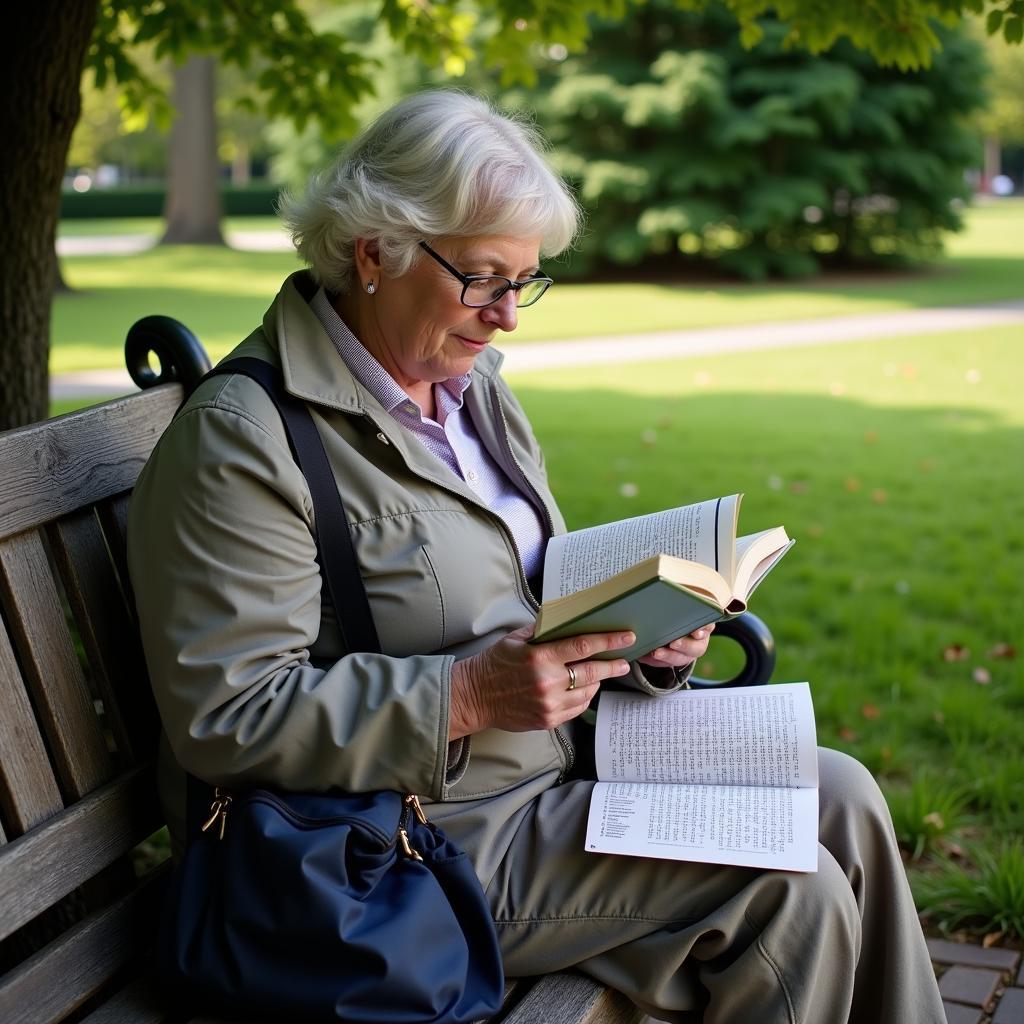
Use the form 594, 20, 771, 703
418, 240, 553, 308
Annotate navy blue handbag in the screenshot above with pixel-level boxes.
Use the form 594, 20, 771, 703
156, 358, 505, 1022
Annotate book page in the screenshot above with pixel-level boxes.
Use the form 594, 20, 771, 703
595, 683, 818, 790
542, 495, 739, 603
585, 781, 819, 871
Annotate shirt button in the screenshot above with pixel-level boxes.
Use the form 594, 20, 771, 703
467, 470, 478, 482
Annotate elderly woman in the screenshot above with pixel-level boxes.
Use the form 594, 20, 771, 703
127, 90, 944, 1024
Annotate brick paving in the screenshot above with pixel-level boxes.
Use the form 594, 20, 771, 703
929, 938, 1023, 1024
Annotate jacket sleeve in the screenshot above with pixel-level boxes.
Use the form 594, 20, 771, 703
127, 390, 456, 801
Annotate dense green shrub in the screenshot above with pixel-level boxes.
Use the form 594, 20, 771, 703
508, 2, 987, 279
60, 183, 282, 219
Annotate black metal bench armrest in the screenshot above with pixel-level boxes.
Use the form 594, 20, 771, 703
125, 315, 211, 393
688, 611, 776, 689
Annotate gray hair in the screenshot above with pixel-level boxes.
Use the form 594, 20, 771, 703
278, 90, 581, 293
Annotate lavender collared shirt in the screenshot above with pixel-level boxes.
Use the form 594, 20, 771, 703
310, 288, 547, 580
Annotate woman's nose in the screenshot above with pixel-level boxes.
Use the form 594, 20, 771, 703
480, 290, 519, 332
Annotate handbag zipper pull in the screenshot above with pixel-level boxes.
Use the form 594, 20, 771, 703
398, 794, 427, 861
405, 793, 429, 825
399, 827, 424, 861
201, 787, 232, 840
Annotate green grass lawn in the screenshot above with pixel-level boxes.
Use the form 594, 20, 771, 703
507, 323, 1024, 936
49, 203, 1024, 938
52, 200, 1024, 373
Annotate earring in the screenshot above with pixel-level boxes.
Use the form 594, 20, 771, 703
366, 281, 376, 294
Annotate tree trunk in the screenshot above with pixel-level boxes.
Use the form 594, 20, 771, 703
0, 5, 97, 430
161, 56, 225, 245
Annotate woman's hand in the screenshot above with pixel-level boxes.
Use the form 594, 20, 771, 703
449, 627, 636, 740
636, 623, 715, 671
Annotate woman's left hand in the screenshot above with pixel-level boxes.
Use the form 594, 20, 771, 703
637, 623, 715, 670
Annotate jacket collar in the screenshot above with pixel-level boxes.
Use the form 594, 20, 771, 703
267, 270, 506, 414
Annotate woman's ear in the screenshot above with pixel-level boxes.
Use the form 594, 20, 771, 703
354, 238, 383, 290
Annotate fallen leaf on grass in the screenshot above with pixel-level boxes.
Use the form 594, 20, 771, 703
922, 812, 945, 831
844, 477, 861, 492
789, 481, 809, 494
861, 703, 881, 720
837, 727, 859, 742
971, 667, 991, 685
982, 930, 1006, 948
988, 643, 1017, 660
942, 644, 970, 662
871, 489, 888, 504
864, 431, 879, 444
618, 482, 639, 498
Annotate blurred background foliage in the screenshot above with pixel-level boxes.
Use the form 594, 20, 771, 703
504, 3, 987, 279
66, 1, 1014, 281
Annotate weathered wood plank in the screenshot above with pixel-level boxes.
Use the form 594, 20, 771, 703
499, 973, 643, 1024
0, 764, 160, 943
48, 510, 158, 765
78, 976, 168, 1024
0, 385, 181, 542
0, 529, 114, 798
0, 868, 165, 1024
0, 618, 63, 836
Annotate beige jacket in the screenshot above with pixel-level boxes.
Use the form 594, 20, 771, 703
128, 271, 680, 870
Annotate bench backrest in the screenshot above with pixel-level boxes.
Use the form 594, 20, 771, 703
0, 384, 183, 1024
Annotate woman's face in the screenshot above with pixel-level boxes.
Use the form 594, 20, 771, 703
358, 234, 542, 395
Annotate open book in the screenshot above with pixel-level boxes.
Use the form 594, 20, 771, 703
534, 494, 794, 662
585, 683, 819, 871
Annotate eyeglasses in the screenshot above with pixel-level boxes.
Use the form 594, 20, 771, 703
418, 241, 553, 308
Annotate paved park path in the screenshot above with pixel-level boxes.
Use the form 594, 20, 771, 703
51, 296, 1024, 399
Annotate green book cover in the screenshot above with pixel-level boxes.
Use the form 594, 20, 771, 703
534, 576, 728, 662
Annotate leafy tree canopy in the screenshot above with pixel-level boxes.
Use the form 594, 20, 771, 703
507, 1, 988, 280
89, 0, 1022, 137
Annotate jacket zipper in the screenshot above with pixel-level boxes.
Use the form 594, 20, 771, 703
365, 393, 574, 782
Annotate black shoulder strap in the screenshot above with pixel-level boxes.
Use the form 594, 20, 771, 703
202, 357, 380, 656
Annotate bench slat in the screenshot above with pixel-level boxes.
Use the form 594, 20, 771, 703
78, 976, 168, 1024
49, 510, 158, 764
0, 619, 64, 837
0, 868, 165, 1024
96, 494, 136, 618
0, 386, 182, 543
0, 764, 161, 943
499, 973, 643, 1024
0, 529, 114, 798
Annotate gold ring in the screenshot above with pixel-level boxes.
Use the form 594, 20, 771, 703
566, 665, 577, 691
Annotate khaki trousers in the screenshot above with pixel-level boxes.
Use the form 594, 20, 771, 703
487, 748, 945, 1024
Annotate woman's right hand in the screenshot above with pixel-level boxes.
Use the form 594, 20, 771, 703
448, 626, 636, 740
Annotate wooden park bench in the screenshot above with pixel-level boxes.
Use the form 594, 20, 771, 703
0, 317, 776, 1024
